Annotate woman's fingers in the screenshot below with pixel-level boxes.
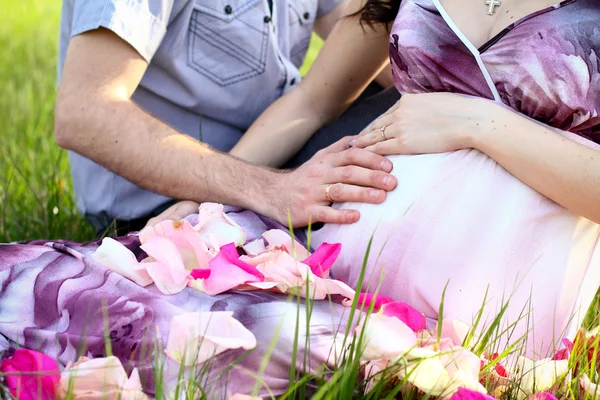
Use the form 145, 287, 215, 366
328, 146, 394, 172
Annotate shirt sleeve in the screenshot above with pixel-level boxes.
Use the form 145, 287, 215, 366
317, 0, 345, 18
70, 0, 175, 62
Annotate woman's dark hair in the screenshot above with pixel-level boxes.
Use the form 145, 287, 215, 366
353, 0, 402, 31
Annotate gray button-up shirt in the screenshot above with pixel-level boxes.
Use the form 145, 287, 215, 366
58, 0, 342, 222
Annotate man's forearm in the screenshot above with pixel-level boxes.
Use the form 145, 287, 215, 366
55, 95, 277, 216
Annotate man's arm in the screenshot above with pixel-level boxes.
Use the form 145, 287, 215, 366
55, 29, 397, 226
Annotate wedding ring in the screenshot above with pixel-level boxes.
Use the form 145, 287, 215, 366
379, 125, 388, 140
325, 184, 334, 203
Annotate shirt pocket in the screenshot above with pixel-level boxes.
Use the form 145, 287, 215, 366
288, 0, 317, 68
188, 0, 270, 86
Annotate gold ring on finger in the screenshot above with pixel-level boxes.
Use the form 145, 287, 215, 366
379, 125, 388, 141
325, 184, 335, 203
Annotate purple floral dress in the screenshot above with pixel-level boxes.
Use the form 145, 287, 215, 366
313, 0, 600, 360
2, 0, 600, 397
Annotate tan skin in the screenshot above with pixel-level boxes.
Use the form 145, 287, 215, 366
158, 0, 600, 226
55, 3, 400, 229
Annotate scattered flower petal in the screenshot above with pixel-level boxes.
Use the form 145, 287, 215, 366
357, 313, 418, 361
189, 243, 264, 295
139, 220, 214, 270
449, 387, 496, 400
165, 312, 256, 366
141, 237, 190, 294
580, 373, 600, 400
381, 301, 427, 333
59, 356, 147, 400
262, 230, 311, 260
512, 357, 568, 399
302, 242, 341, 278
0, 349, 59, 400
242, 239, 266, 257
195, 203, 246, 248
92, 238, 153, 287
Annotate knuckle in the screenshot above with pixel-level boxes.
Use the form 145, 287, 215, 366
330, 183, 344, 199
316, 209, 328, 222
340, 166, 353, 181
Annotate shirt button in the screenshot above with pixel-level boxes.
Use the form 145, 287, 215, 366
224, 5, 233, 14
290, 78, 296, 86
303, 12, 310, 20
264, 15, 271, 23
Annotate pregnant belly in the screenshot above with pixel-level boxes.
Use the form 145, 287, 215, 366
311, 149, 600, 357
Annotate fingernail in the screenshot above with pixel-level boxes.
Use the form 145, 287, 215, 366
370, 189, 380, 199
383, 176, 393, 187
380, 160, 391, 170
349, 140, 357, 147
347, 211, 359, 222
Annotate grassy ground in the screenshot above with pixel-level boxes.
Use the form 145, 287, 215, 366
1, 4, 599, 398
0, 0, 95, 242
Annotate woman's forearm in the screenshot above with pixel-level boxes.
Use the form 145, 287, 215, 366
472, 105, 600, 223
230, 85, 329, 167
231, 0, 390, 167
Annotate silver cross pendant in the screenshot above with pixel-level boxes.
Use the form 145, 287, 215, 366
485, 0, 501, 15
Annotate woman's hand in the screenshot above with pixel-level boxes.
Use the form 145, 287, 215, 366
352, 92, 496, 155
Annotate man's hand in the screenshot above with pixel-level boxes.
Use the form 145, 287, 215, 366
268, 136, 397, 226
145, 200, 201, 228
146, 136, 397, 229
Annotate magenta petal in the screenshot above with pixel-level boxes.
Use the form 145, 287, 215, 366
0, 349, 59, 400
302, 242, 341, 278
191, 269, 211, 280
449, 387, 496, 400
220, 243, 264, 281
356, 292, 395, 311
553, 348, 569, 361
381, 301, 426, 332
194, 243, 264, 295
562, 338, 574, 352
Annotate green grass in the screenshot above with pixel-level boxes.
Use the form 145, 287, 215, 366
0, 0, 323, 243
0, 0, 94, 242
1, 2, 599, 398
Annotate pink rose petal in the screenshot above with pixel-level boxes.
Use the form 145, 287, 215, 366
449, 387, 496, 400
165, 311, 257, 366
0, 348, 60, 400
190, 269, 211, 280
242, 239, 266, 256
357, 313, 418, 361
262, 230, 311, 260
194, 203, 246, 248
302, 242, 341, 278
92, 238, 153, 287
59, 356, 147, 400
440, 318, 472, 347
139, 220, 214, 270
141, 237, 190, 294
189, 243, 264, 296
580, 374, 600, 400
342, 292, 395, 310
381, 301, 426, 332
